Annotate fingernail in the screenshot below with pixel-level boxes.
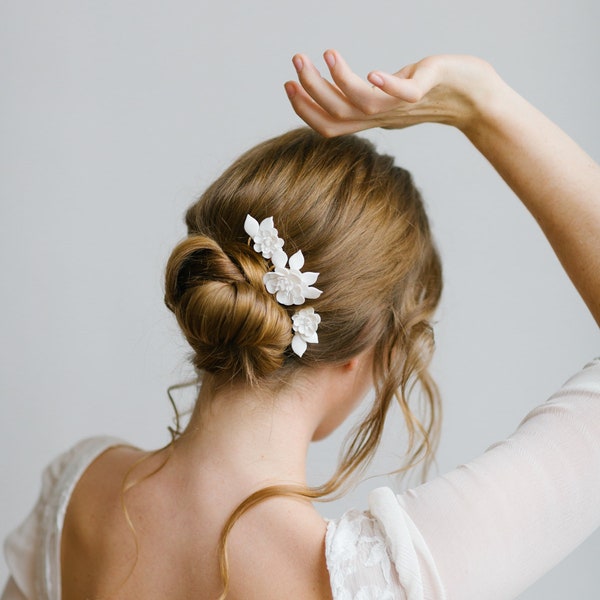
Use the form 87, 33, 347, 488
293, 56, 303, 72
284, 82, 296, 99
368, 72, 384, 87
324, 51, 335, 68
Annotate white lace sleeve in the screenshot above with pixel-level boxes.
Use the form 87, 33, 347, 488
326, 509, 407, 600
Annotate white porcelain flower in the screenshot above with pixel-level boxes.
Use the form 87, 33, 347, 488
244, 215, 286, 264
244, 214, 323, 357
263, 250, 322, 306
291, 307, 321, 357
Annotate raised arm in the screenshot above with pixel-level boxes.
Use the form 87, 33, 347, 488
285, 51, 600, 327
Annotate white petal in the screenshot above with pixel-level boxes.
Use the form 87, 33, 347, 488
271, 249, 288, 268
263, 273, 279, 293
303, 286, 322, 299
291, 291, 306, 305
276, 290, 293, 306
288, 250, 304, 271
291, 334, 307, 357
260, 216, 275, 230
244, 214, 259, 238
305, 331, 319, 344
302, 271, 319, 286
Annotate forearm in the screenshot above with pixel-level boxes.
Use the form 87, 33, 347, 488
463, 79, 600, 326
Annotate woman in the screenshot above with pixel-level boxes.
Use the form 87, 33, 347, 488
2, 52, 599, 599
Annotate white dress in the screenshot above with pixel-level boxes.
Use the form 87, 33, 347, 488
3, 359, 600, 600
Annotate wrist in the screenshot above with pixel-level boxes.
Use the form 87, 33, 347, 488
455, 66, 516, 136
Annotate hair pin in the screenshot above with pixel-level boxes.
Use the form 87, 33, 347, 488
244, 215, 322, 357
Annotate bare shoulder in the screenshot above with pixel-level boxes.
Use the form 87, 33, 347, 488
61, 445, 150, 597
226, 496, 333, 600
63, 444, 147, 534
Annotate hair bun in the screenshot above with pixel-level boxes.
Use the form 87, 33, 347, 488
164, 235, 292, 381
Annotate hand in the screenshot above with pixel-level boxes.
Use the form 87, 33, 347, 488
284, 50, 502, 137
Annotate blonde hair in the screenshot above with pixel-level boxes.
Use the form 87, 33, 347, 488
163, 128, 442, 597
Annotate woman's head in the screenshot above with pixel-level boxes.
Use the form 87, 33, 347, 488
165, 127, 442, 483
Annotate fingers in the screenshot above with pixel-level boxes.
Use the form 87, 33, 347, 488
291, 51, 405, 121
284, 80, 372, 137
321, 50, 401, 115
291, 53, 365, 122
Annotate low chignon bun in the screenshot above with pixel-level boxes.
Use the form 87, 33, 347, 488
164, 235, 292, 382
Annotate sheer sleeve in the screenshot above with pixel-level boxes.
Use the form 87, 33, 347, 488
392, 358, 600, 599
327, 359, 600, 600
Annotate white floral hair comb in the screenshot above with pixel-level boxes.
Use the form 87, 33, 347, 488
244, 215, 322, 357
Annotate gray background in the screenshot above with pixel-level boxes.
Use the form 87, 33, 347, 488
1, 0, 598, 597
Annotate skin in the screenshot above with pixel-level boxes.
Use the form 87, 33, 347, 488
61, 51, 599, 599
61, 352, 372, 600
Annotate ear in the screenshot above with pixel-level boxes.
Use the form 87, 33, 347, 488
341, 356, 361, 372
340, 346, 375, 374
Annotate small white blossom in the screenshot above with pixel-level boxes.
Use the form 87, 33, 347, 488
244, 215, 286, 263
291, 307, 321, 357
263, 250, 322, 306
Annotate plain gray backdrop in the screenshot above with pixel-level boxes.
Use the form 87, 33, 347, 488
1, 0, 598, 597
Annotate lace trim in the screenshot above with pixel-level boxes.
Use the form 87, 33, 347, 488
326, 509, 406, 600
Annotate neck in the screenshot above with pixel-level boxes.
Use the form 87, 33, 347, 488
171, 372, 330, 488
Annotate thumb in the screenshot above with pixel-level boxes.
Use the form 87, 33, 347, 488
368, 61, 438, 103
